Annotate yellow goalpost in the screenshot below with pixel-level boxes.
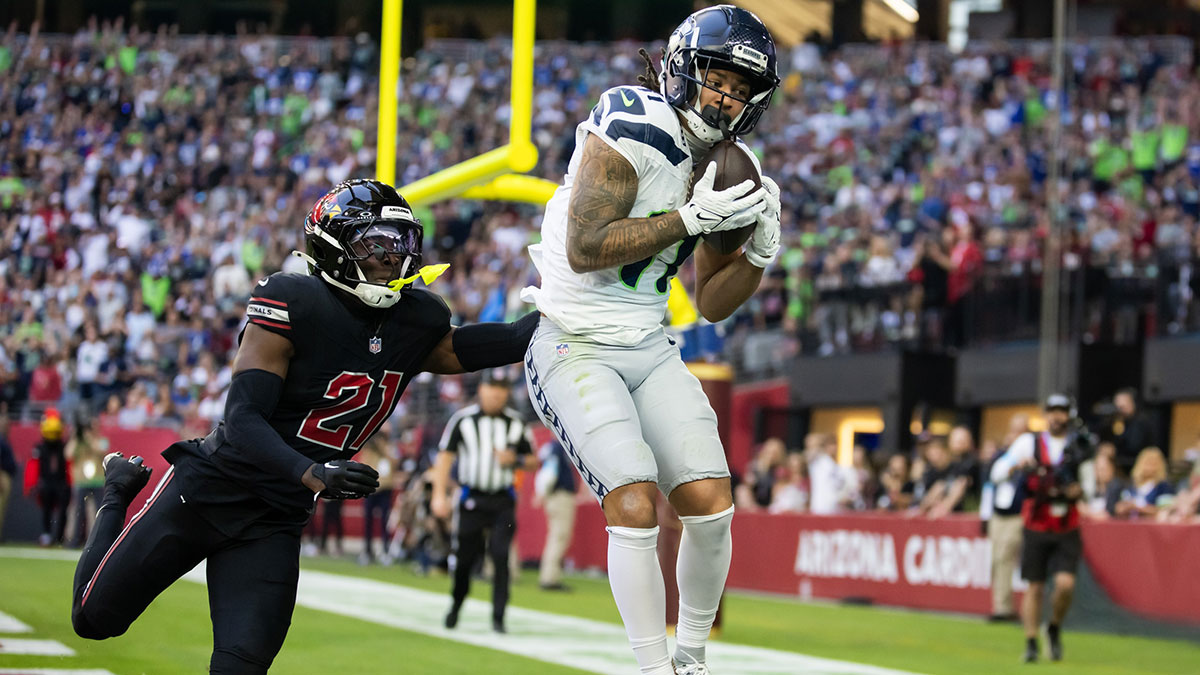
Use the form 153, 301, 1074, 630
375, 0, 696, 316
375, 0, 558, 207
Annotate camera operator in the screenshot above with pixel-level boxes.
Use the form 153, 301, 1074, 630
990, 394, 1091, 663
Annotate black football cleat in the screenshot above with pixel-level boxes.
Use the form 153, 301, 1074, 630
444, 607, 459, 629
1048, 628, 1063, 661
1023, 639, 1039, 664
492, 619, 506, 634
102, 453, 152, 503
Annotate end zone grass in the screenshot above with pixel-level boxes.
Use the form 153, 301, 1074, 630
1, 548, 1195, 674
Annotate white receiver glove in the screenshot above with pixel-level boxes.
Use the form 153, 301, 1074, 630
680, 161, 769, 236
744, 175, 781, 268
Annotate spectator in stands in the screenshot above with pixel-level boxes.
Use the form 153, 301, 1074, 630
1113, 447, 1175, 519
928, 425, 980, 517
847, 445, 878, 509
734, 438, 786, 511
1161, 457, 1200, 522
0, 416, 15, 542
1081, 450, 1125, 519
909, 233, 950, 349
534, 439, 578, 591
915, 436, 955, 515
1102, 388, 1156, 475
807, 433, 847, 515
876, 453, 914, 511
768, 452, 810, 514
945, 224, 984, 349
75, 323, 107, 414
66, 416, 108, 548
28, 413, 70, 546
27, 350, 63, 412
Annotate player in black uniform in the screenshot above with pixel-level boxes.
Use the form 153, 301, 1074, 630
69, 179, 539, 673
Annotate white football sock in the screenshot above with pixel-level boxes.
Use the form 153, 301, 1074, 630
674, 506, 734, 666
607, 525, 673, 675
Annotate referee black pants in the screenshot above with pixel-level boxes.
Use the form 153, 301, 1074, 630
451, 489, 517, 622
71, 468, 301, 674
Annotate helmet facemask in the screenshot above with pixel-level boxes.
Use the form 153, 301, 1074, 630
673, 55, 772, 144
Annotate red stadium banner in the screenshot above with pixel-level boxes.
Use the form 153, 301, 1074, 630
727, 513, 999, 615
14, 423, 1195, 623
1080, 519, 1200, 625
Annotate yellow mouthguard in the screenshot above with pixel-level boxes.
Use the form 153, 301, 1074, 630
387, 263, 450, 290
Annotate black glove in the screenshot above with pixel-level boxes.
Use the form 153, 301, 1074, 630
311, 460, 379, 500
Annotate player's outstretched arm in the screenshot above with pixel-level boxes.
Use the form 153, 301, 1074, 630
227, 323, 345, 494
420, 311, 540, 374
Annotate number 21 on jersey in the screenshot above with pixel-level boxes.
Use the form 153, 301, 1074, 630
298, 370, 403, 451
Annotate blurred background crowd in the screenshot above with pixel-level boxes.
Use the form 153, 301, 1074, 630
2, 18, 1200, 551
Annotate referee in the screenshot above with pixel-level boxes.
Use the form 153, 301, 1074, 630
432, 369, 536, 633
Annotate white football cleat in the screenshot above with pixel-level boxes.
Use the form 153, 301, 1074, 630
675, 663, 710, 675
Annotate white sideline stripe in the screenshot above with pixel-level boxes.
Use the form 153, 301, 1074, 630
0, 549, 81, 561
0, 670, 117, 675
186, 564, 920, 675
0, 610, 32, 633
0, 638, 75, 656
0, 548, 921, 675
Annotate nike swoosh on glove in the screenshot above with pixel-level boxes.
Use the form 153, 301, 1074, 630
680, 161, 769, 236
311, 459, 380, 499
744, 175, 781, 268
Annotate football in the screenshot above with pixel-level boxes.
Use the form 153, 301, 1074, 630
691, 139, 762, 255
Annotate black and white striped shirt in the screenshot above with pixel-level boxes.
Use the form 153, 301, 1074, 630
438, 404, 533, 493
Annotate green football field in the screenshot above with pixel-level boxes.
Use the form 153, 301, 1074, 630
0, 546, 1195, 674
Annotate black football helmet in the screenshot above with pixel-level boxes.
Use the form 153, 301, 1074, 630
300, 178, 423, 308
661, 5, 780, 144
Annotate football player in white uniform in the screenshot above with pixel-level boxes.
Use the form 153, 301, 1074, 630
521, 6, 781, 674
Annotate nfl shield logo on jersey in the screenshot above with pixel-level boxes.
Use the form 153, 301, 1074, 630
369, 336, 382, 354
556, 343, 569, 356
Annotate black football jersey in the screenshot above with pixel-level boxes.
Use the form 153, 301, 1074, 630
164, 272, 451, 536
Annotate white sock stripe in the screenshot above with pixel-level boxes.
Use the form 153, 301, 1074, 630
677, 505, 734, 525
678, 600, 719, 616
626, 633, 669, 649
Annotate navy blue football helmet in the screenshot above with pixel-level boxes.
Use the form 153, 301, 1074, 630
661, 5, 780, 143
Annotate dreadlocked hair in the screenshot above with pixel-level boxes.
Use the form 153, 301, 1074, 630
636, 47, 665, 91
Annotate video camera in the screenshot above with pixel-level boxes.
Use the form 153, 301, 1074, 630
1026, 418, 1096, 505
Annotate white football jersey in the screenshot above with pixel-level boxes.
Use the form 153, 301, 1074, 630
523, 85, 758, 346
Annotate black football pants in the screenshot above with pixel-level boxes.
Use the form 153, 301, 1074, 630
450, 490, 517, 622
71, 468, 301, 674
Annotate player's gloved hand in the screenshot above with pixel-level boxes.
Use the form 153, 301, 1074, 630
744, 176, 781, 268
680, 162, 769, 236
306, 460, 380, 499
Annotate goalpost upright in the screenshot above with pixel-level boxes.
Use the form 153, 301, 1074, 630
376, 0, 557, 206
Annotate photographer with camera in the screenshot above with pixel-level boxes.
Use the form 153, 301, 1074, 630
990, 394, 1090, 663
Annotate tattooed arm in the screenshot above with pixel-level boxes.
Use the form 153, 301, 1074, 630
566, 134, 688, 273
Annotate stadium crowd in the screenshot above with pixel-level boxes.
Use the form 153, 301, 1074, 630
733, 391, 1200, 524
1, 21, 1200, 457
